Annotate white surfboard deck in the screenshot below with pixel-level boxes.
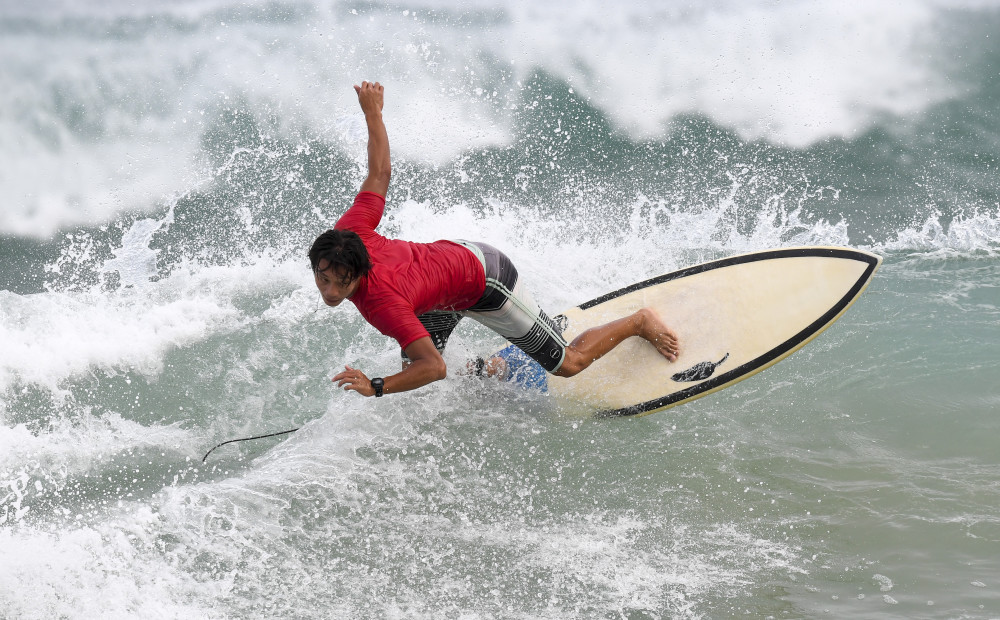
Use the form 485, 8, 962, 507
499, 246, 881, 418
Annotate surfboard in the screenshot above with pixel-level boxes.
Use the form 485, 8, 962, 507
490, 246, 881, 417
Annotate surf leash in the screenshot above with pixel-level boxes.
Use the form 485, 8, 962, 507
201, 427, 299, 463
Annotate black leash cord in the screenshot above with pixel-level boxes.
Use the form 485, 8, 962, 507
201, 427, 299, 463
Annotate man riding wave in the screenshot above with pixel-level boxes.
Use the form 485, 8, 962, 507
311, 81, 681, 398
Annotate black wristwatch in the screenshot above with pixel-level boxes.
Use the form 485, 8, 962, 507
370, 377, 385, 397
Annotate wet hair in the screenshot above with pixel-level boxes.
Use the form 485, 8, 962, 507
308, 229, 371, 283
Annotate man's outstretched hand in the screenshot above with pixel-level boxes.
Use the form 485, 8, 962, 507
332, 364, 376, 397
354, 81, 384, 116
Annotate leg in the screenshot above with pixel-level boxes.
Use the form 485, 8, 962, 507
458, 241, 679, 379
460, 242, 568, 373
554, 308, 680, 378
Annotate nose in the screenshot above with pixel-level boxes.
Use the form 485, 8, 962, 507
319, 282, 343, 306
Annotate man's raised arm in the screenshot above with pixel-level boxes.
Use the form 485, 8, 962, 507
355, 81, 391, 198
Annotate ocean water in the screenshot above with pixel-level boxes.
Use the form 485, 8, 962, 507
2, 0, 999, 618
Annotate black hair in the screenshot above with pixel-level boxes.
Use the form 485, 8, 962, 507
308, 229, 371, 283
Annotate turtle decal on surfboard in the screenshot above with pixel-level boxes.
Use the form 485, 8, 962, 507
671, 353, 730, 382
489, 246, 881, 418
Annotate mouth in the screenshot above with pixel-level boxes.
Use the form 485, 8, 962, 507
323, 296, 342, 306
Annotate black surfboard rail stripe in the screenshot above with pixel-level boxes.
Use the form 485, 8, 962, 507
580, 247, 881, 418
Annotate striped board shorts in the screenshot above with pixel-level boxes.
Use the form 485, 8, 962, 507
401, 241, 568, 373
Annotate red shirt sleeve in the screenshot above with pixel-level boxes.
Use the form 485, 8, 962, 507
334, 191, 385, 236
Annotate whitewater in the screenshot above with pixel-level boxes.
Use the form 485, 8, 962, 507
2, 1, 1000, 618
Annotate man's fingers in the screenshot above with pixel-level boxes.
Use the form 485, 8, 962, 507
333, 365, 369, 392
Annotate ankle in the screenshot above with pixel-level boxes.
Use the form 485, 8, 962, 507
634, 308, 652, 334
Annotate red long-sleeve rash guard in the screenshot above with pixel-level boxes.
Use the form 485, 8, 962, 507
334, 191, 486, 350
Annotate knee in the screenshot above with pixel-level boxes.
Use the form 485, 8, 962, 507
554, 351, 584, 378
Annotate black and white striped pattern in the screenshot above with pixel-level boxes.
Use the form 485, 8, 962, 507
507, 310, 566, 368
459, 242, 567, 372
417, 311, 462, 352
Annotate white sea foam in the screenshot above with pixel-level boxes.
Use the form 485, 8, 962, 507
0, 0, 965, 236
0, 413, 188, 480
873, 573, 894, 592
0, 250, 308, 394
0, 412, 195, 529
0, 511, 219, 619
500, 0, 950, 146
0, 288, 234, 393
877, 209, 1000, 253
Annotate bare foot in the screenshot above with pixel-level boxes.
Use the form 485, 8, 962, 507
636, 308, 681, 362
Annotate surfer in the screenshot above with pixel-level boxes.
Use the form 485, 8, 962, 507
312, 81, 680, 398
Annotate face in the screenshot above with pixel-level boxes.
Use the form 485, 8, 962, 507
314, 259, 360, 307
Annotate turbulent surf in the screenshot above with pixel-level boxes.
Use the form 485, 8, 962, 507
2, 1, 999, 617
